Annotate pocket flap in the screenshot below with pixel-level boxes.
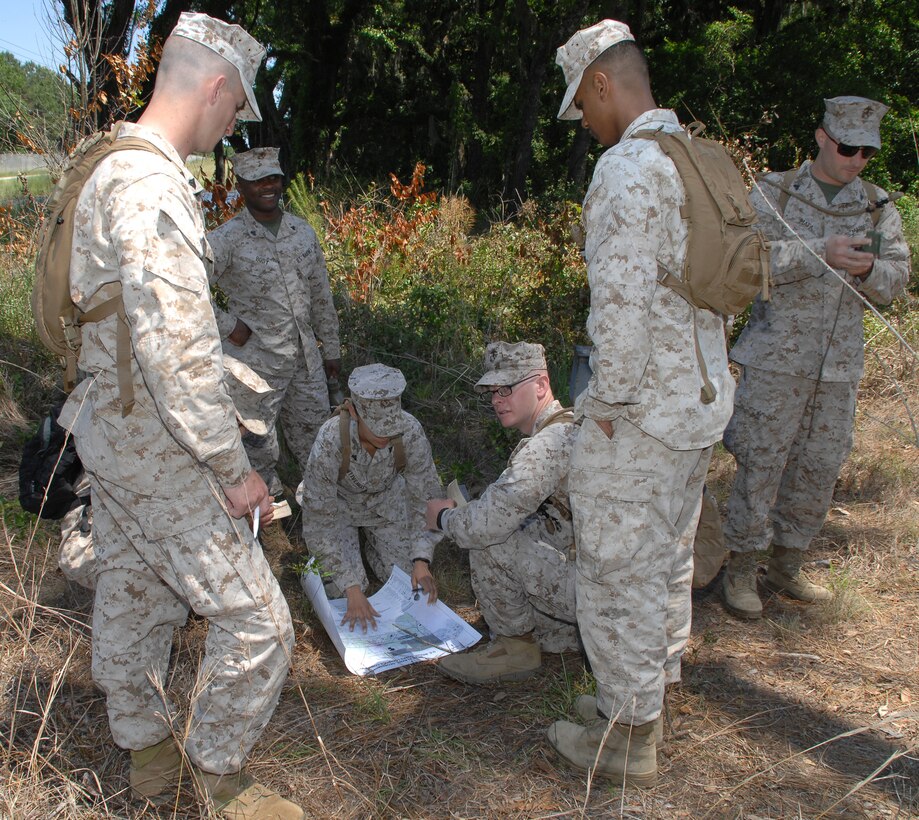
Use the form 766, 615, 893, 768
569, 467, 655, 503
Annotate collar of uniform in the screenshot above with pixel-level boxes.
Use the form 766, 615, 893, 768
116, 122, 199, 192
242, 204, 289, 236
621, 108, 681, 142
788, 159, 868, 208
532, 399, 565, 435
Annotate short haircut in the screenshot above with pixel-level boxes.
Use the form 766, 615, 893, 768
590, 40, 650, 86
156, 34, 238, 93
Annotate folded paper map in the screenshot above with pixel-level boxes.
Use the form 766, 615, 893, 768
301, 561, 482, 676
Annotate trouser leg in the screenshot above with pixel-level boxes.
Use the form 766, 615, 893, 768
279, 352, 331, 475
470, 530, 576, 650
664, 454, 709, 685
363, 520, 415, 584
770, 379, 857, 549
571, 418, 708, 725
723, 367, 813, 554
241, 373, 290, 496
90, 484, 187, 750
188, 578, 293, 773
88, 477, 294, 774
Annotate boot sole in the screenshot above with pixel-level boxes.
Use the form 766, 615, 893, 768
550, 748, 658, 787
436, 663, 541, 686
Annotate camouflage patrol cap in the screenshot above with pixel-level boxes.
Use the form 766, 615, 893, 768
348, 364, 407, 438
822, 96, 889, 150
170, 12, 266, 122
232, 147, 284, 181
474, 341, 547, 393
556, 19, 635, 120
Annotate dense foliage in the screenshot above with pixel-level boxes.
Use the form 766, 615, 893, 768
15, 0, 917, 207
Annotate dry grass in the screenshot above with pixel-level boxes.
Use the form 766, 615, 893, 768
0, 343, 917, 818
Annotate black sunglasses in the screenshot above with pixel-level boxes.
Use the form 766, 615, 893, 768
824, 132, 878, 160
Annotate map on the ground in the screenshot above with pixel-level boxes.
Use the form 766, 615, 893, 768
300, 561, 482, 676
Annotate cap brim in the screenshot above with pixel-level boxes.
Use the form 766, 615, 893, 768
473, 367, 539, 393
557, 77, 583, 120
363, 414, 404, 437
237, 85, 262, 122
237, 163, 284, 180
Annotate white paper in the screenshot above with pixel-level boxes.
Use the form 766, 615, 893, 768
301, 560, 482, 676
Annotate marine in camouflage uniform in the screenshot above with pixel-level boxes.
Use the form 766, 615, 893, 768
57, 14, 302, 818
208, 147, 341, 495
298, 364, 444, 632
722, 96, 910, 619
547, 21, 735, 785
427, 342, 579, 685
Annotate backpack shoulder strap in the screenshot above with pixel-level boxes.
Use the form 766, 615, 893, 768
777, 167, 798, 216
392, 435, 406, 474
538, 407, 575, 431
337, 402, 352, 483
861, 180, 882, 227
38, 123, 172, 414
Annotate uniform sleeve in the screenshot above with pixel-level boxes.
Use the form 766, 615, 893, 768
749, 180, 829, 285
303, 232, 341, 360
402, 418, 444, 561
205, 223, 240, 340
580, 153, 658, 421
442, 425, 571, 550
856, 195, 910, 306
109, 180, 249, 488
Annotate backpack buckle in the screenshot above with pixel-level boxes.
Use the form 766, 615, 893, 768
59, 317, 81, 351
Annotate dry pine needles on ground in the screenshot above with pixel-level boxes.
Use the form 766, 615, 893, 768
0, 372, 917, 819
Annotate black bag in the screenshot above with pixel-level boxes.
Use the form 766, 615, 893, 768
18, 404, 84, 519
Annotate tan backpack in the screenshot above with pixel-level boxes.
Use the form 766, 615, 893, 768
31, 122, 168, 415
635, 122, 770, 316
634, 122, 770, 403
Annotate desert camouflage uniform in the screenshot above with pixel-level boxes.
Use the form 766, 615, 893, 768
725, 162, 909, 554
59, 123, 293, 774
299, 410, 444, 593
573, 108, 734, 724
440, 400, 579, 652
208, 208, 340, 492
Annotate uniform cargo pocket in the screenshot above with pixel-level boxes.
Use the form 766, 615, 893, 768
570, 470, 656, 580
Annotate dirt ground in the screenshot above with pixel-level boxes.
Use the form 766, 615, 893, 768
0, 395, 917, 819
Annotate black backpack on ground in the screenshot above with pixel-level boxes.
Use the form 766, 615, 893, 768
18, 404, 85, 519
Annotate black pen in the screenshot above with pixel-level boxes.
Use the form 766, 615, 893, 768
411, 586, 424, 600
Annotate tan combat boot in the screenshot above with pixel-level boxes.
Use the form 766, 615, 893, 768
721, 550, 762, 619
130, 737, 186, 801
547, 716, 658, 786
197, 769, 304, 820
437, 633, 541, 684
574, 695, 664, 745
766, 545, 832, 602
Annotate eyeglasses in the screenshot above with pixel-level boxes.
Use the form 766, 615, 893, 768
825, 132, 878, 160
480, 374, 539, 399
